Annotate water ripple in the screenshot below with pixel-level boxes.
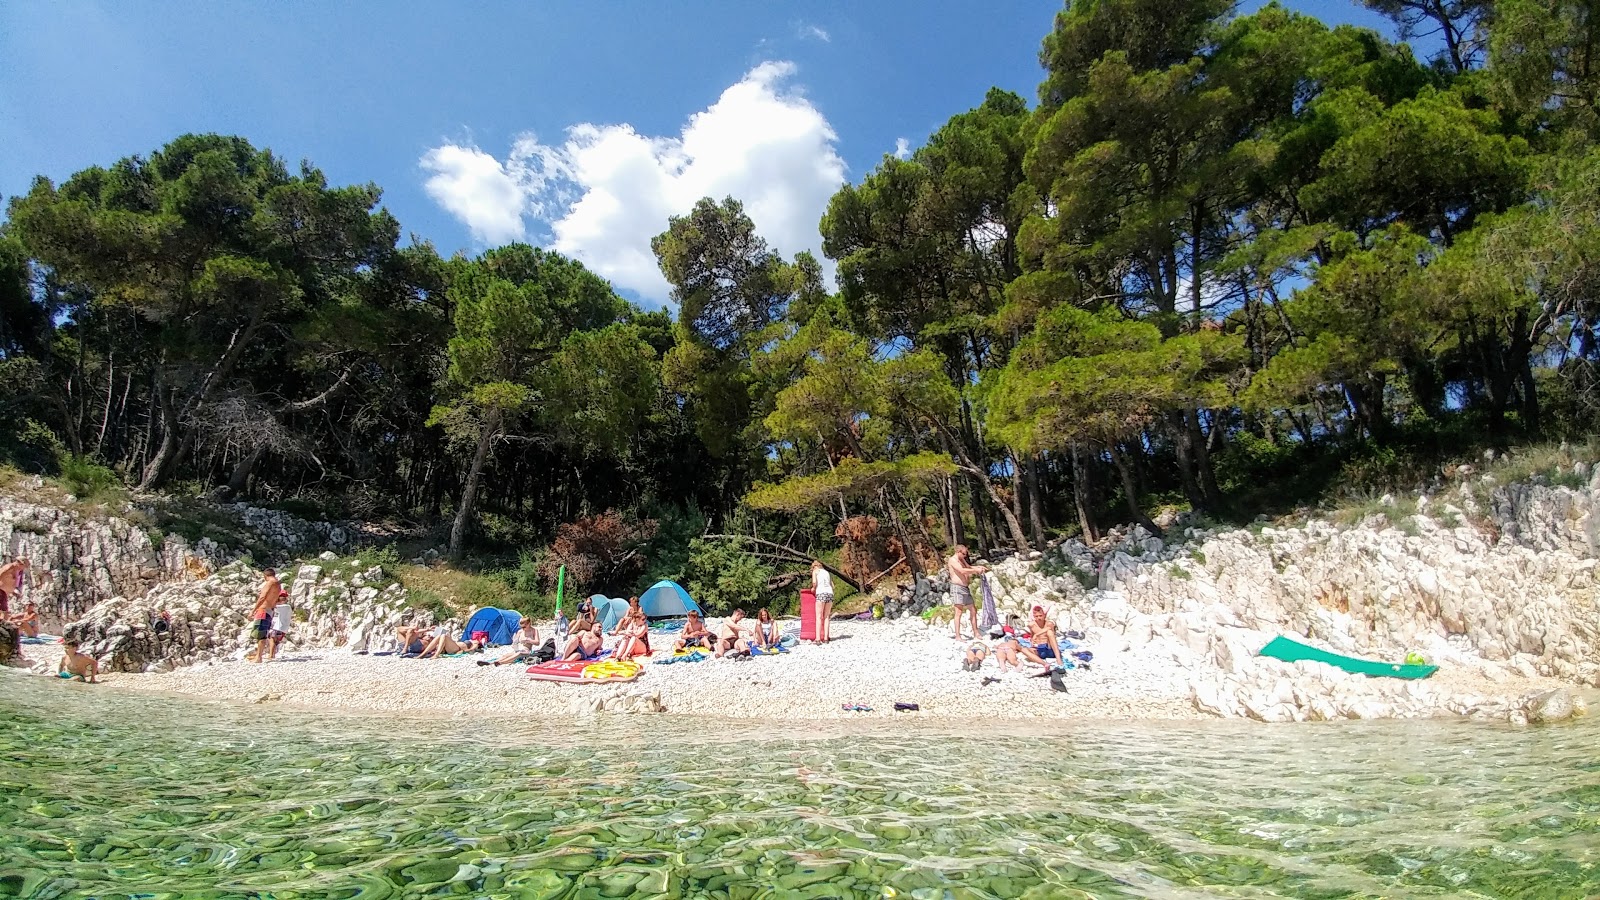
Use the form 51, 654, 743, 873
1, 676, 1597, 898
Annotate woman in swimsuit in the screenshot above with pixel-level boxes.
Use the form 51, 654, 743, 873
615, 604, 652, 661
754, 607, 779, 650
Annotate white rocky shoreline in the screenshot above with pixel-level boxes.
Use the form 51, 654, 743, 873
4, 462, 1599, 725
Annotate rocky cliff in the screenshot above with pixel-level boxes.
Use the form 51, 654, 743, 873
0, 479, 354, 629
964, 467, 1600, 722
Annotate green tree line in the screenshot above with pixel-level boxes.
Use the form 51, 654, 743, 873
5, 0, 1600, 591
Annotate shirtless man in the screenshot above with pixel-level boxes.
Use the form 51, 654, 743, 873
0, 556, 30, 620
945, 545, 989, 642
59, 640, 99, 683
249, 568, 280, 663
560, 621, 604, 661
714, 609, 749, 658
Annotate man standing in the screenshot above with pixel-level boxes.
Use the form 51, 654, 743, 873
250, 568, 280, 663
0, 556, 30, 620
945, 545, 989, 642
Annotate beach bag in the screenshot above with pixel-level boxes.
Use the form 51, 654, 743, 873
534, 638, 558, 663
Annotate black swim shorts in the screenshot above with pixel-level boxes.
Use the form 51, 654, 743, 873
253, 617, 271, 640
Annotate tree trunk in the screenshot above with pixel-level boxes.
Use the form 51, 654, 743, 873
138, 384, 183, 490
1187, 409, 1224, 511
448, 410, 501, 559
878, 487, 923, 579
225, 445, 267, 498
1165, 410, 1206, 511
1108, 441, 1162, 536
1024, 453, 1046, 547
944, 476, 965, 549
1071, 444, 1098, 541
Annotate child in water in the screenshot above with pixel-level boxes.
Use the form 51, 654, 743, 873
58, 640, 99, 683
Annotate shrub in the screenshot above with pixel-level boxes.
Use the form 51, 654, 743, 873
540, 509, 658, 598
57, 457, 126, 505
683, 537, 774, 615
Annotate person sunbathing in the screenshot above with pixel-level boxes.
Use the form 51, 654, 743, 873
962, 641, 990, 672
417, 625, 469, 659
754, 607, 780, 650
489, 619, 541, 666
993, 631, 1024, 673
394, 624, 429, 655
615, 605, 651, 661
16, 601, 39, 639
561, 621, 605, 661
714, 609, 749, 658
675, 611, 712, 651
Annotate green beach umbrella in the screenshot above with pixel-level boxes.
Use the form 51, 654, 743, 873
556, 565, 565, 611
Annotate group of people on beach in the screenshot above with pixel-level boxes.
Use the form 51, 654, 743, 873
0, 556, 38, 638
946, 544, 1070, 677
2, 555, 102, 683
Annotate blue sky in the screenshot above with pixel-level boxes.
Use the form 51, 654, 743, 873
2, 1, 1395, 304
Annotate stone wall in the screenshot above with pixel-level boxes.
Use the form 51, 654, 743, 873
0, 487, 354, 629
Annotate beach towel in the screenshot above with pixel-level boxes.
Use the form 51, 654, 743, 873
979, 575, 998, 630
654, 650, 709, 665
648, 620, 687, 634
748, 642, 789, 656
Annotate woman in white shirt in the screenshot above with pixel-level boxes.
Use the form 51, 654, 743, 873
811, 560, 834, 644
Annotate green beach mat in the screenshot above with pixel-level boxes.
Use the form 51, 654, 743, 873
1258, 636, 1438, 679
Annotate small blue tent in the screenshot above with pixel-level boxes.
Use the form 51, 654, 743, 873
593, 595, 629, 632
639, 580, 701, 618
460, 607, 522, 646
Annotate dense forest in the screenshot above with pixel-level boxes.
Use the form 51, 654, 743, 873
5, 0, 1600, 604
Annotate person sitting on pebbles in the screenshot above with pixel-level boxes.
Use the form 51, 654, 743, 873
561, 621, 605, 661
59, 640, 99, 683
394, 623, 429, 656
16, 601, 40, 639
1018, 605, 1064, 673
615, 601, 652, 662
754, 607, 781, 651
674, 610, 712, 651
714, 609, 750, 658
485, 618, 542, 666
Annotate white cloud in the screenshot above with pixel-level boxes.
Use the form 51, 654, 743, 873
420, 61, 847, 303
797, 23, 831, 42
894, 137, 911, 160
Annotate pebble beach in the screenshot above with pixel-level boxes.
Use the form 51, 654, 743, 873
16, 618, 1206, 721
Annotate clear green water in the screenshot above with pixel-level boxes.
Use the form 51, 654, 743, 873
2, 677, 1598, 900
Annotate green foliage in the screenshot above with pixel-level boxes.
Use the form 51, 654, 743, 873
56, 457, 126, 506
635, 501, 707, 590
682, 537, 775, 616
404, 588, 455, 624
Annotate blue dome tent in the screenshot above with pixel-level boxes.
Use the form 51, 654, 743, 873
459, 607, 523, 646
638, 580, 701, 618
593, 595, 629, 632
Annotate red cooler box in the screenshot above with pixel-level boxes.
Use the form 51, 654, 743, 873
799, 588, 816, 641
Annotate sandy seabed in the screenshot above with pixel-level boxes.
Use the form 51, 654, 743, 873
14, 619, 1206, 722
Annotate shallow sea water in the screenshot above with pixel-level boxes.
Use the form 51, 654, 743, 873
1, 675, 1597, 899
